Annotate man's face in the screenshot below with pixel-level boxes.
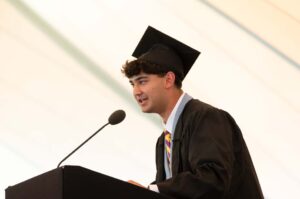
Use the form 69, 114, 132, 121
129, 72, 167, 114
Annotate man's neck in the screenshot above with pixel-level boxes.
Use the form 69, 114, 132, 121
161, 89, 183, 123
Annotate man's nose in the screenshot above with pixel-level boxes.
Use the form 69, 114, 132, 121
133, 85, 142, 95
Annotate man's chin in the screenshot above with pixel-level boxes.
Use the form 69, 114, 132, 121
140, 106, 153, 113
141, 109, 151, 113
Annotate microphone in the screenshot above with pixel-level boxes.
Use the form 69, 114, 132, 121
57, 109, 126, 168
108, 109, 126, 125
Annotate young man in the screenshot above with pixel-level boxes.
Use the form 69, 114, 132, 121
122, 26, 264, 199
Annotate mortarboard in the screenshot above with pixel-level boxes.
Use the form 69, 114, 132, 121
132, 26, 200, 80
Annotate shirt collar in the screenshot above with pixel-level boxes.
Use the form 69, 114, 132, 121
163, 93, 192, 135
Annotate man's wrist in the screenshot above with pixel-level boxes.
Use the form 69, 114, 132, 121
148, 184, 159, 192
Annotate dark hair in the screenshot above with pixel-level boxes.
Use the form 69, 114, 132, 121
121, 59, 183, 88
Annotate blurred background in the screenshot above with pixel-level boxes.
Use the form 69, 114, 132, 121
1, 0, 299, 198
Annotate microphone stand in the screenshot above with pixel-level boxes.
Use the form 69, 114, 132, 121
57, 122, 110, 168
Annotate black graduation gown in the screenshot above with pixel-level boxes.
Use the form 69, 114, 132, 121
154, 99, 264, 199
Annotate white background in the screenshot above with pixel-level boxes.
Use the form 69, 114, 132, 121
1, 0, 300, 198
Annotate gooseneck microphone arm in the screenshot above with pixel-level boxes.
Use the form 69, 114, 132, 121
57, 109, 126, 168
57, 122, 109, 168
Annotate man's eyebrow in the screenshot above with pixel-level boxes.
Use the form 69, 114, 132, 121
130, 75, 148, 82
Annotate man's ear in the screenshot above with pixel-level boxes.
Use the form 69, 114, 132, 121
164, 71, 176, 89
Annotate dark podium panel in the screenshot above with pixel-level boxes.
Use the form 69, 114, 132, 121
6, 165, 172, 199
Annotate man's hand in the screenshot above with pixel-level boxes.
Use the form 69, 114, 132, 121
127, 180, 146, 188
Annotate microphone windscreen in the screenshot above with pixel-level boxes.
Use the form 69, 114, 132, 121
108, 110, 126, 125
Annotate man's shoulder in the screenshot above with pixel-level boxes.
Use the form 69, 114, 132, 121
183, 99, 238, 128
184, 99, 219, 114
182, 98, 234, 123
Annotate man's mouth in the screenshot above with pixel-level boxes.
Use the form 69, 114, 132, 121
137, 96, 148, 105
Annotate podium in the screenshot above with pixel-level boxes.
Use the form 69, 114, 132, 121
5, 165, 172, 199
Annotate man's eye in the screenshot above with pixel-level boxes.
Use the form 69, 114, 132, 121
139, 80, 147, 84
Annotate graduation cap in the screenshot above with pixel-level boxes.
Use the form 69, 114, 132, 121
132, 26, 200, 80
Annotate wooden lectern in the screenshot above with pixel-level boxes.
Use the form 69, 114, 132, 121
5, 166, 172, 199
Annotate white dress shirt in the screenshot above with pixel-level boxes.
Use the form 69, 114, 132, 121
148, 93, 192, 192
